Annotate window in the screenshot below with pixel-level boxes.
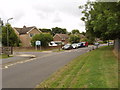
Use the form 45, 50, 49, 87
62, 37, 65, 40
29, 33, 34, 37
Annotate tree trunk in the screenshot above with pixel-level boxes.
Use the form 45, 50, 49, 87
11, 46, 13, 54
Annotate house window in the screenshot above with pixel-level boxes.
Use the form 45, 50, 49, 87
62, 37, 65, 40
29, 33, 34, 37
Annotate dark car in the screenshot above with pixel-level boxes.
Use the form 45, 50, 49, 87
62, 44, 72, 50
77, 42, 83, 48
81, 42, 86, 47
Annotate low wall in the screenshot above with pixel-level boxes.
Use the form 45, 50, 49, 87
13, 46, 62, 51
0, 47, 13, 55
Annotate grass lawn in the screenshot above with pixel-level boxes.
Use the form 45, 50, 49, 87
0, 54, 13, 59
36, 46, 118, 88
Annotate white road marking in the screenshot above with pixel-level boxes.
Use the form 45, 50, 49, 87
2, 52, 58, 69
5, 66, 8, 69
2, 58, 37, 69
1, 48, 88, 69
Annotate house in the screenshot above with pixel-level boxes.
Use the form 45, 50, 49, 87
53, 34, 69, 45
14, 26, 41, 47
80, 34, 85, 39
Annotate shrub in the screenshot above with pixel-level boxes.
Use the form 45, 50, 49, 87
31, 33, 53, 47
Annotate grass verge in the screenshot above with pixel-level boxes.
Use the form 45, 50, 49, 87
36, 46, 118, 88
0, 54, 13, 59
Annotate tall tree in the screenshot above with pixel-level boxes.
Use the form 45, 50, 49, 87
81, 32, 86, 36
39, 28, 52, 34
2, 24, 20, 46
69, 35, 80, 44
0, 18, 3, 46
80, 1, 120, 41
51, 27, 67, 36
71, 29, 80, 34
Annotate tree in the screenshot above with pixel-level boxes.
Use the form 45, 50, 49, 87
31, 33, 53, 47
2, 24, 20, 47
0, 18, 3, 46
80, 1, 120, 42
39, 28, 52, 34
69, 35, 80, 44
51, 27, 67, 36
71, 29, 80, 34
81, 32, 86, 36
68, 32, 71, 35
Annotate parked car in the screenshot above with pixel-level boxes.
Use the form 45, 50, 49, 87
62, 44, 72, 50
49, 41, 58, 46
107, 42, 113, 45
49, 41, 62, 46
81, 42, 86, 47
94, 42, 100, 46
77, 42, 83, 48
71, 43, 78, 49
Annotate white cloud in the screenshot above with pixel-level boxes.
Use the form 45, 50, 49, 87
0, 0, 87, 32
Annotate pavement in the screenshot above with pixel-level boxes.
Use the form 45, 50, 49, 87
2, 44, 107, 88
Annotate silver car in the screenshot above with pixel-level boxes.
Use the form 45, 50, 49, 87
71, 43, 78, 49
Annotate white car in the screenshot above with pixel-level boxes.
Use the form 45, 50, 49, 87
49, 41, 58, 46
94, 42, 100, 46
71, 43, 78, 49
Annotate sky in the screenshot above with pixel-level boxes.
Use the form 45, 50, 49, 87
0, 0, 92, 32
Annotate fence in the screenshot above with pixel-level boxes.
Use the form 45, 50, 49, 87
13, 46, 62, 51
0, 47, 13, 55
114, 38, 120, 60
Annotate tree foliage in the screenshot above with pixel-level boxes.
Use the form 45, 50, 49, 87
80, 1, 120, 40
69, 35, 80, 44
81, 32, 86, 36
51, 27, 67, 36
71, 29, 80, 34
2, 24, 20, 47
39, 28, 52, 34
31, 33, 53, 47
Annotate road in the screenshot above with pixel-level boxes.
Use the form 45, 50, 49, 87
2, 46, 99, 88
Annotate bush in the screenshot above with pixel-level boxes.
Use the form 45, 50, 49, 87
31, 33, 53, 47
98, 41, 104, 44
81, 38, 94, 44
81, 38, 89, 42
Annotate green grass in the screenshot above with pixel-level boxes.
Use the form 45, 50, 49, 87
0, 54, 13, 59
36, 46, 118, 88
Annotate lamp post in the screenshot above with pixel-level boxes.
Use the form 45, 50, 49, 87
0, 18, 3, 26
0, 18, 3, 48
7, 18, 13, 47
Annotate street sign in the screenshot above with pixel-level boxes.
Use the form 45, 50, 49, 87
35, 41, 41, 46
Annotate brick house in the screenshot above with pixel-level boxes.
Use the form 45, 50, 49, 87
53, 34, 69, 45
14, 26, 41, 47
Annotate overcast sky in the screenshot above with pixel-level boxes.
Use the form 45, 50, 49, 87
0, 0, 92, 32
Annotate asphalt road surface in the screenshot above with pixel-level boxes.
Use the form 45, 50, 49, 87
2, 46, 96, 88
